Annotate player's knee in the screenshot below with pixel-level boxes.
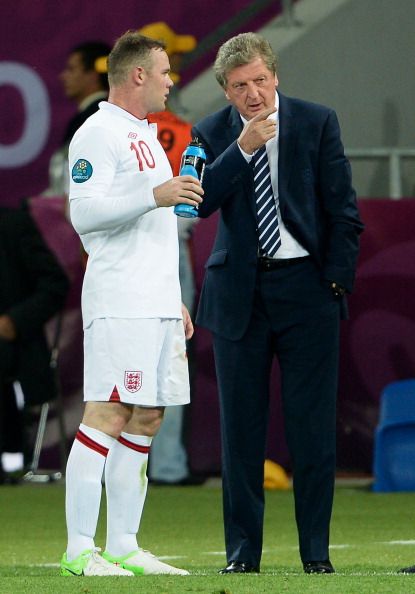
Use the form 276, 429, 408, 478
128, 406, 164, 436
82, 401, 133, 437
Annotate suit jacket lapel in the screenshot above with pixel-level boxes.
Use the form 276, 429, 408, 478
227, 107, 258, 217
208, 107, 243, 159
278, 93, 297, 198
227, 107, 243, 145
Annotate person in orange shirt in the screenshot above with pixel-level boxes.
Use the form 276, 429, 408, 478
140, 21, 196, 173
140, 23, 203, 485
148, 109, 192, 174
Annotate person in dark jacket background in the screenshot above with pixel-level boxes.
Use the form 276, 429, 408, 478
0, 207, 70, 482
43, 40, 111, 197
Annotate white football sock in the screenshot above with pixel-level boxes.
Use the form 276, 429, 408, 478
104, 432, 152, 557
65, 423, 116, 560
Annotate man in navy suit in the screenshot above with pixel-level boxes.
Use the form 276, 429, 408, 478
193, 32, 364, 574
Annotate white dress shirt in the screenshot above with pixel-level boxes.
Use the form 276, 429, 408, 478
238, 92, 309, 259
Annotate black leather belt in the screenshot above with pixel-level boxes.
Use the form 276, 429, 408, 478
258, 256, 311, 271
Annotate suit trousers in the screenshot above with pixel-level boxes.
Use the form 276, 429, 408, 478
213, 258, 340, 567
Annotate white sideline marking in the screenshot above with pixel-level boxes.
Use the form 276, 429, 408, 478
383, 540, 415, 545
30, 563, 60, 567
204, 545, 352, 555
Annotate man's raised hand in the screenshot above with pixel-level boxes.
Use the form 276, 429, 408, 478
238, 106, 277, 155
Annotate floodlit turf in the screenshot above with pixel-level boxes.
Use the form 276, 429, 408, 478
1, 480, 415, 593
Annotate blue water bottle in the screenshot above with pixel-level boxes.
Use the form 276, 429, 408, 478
174, 138, 206, 218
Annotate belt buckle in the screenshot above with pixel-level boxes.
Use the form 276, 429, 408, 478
258, 256, 276, 270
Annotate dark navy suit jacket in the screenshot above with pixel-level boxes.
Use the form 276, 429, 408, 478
193, 92, 364, 340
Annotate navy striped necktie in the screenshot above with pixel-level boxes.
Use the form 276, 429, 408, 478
252, 145, 281, 257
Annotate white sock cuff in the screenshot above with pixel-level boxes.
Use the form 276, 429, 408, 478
79, 423, 116, 450
121, 432, 152, 446
119, 432, 152, 450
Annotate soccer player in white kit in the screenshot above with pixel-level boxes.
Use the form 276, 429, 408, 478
60, 31, 204, 577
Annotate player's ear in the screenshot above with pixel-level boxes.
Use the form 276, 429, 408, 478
133, 66, 146, 86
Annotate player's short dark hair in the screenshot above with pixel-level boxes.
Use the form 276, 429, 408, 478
107, 30, 166, 87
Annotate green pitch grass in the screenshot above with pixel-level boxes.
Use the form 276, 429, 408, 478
1, 479, 415, 593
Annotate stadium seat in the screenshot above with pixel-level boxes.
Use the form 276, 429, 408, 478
373, 379, 415, 492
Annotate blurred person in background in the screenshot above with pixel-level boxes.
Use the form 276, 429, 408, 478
0, 207, 69, 483
138, 22, 203, 485
43, 41, 111, 198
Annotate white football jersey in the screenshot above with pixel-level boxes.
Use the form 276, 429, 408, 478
68, 102, 182, 327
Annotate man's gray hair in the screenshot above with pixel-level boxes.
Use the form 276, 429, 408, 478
214, 32, 277, 88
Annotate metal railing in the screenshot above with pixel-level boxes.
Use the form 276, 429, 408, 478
182, 0, 299, 71
346, 148, 415, 199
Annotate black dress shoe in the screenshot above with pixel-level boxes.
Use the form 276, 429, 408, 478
398, 564, 415, 573
219, 561, 260, 574
303, 560, 335, 574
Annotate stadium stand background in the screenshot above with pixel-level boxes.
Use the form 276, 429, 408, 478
1, 0, 414, 476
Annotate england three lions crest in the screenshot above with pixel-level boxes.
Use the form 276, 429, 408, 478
124, 371, 142, 393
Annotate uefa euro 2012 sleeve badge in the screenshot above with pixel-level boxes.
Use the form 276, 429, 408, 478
72, 159, 93, 183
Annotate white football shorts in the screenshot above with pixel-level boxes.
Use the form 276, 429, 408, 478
83, 318, 190, 406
